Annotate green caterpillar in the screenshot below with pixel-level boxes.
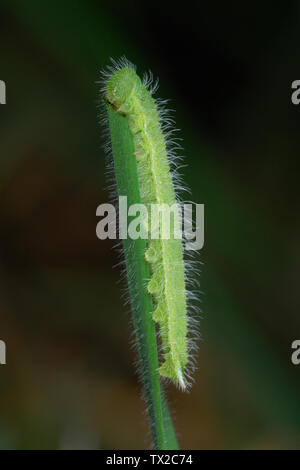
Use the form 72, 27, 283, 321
104, 61, 188, 388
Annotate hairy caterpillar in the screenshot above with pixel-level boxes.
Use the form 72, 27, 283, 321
101, 58, 198, 390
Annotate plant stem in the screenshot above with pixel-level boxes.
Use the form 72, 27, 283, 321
107, 105, 178, 450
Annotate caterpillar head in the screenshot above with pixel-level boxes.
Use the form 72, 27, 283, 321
106, 67, 140, 114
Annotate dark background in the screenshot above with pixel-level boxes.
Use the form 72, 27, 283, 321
0, 0, 300, 449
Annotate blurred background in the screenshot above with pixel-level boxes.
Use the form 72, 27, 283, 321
0, 0, 300, 449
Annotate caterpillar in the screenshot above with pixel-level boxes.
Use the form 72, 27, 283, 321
101, 58, 198, 390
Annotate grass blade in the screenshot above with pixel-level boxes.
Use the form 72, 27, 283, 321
107, 106, 178, 449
